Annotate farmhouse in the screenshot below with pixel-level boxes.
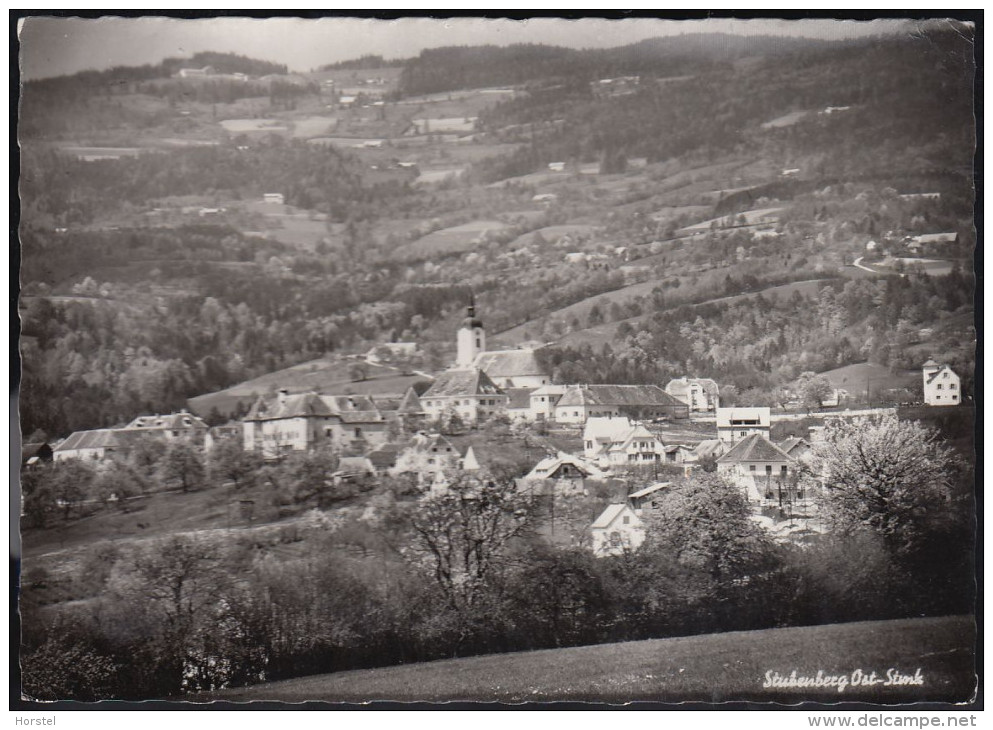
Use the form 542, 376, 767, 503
717, 434, 797, 504
716, 407, 771, 444
590, 503, 644, 557
54, 429, 130, 463
242, 390, 388, 459
555, 384, 688, 424
922, 360, 961, 406
665, 376, 720, 413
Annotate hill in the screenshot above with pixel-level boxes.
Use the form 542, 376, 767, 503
202, 615, 975, 703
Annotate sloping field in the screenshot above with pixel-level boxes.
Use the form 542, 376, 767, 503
679, 207, 784, 235
395, 220, 510, 260
817, 362, 918, 394
188, 357, 431, 418
202, 615, 975, 704
506, 224, 599, 250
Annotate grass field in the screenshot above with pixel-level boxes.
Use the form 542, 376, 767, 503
817, 362, 918, 395
395, 220, 510, 260
188, 356, 432, 418
201, 615, 976, 704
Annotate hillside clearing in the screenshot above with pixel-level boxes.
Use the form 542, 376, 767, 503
201, 615, 975, 704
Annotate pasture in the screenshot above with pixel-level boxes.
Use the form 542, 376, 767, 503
203, 615, 976, 704
395, 219, 510, 259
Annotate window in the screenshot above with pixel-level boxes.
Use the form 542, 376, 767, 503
951, 394, 958, 400
574, 411, 579, 417
765, 465, 773, 475
476, 338, 481, 348
609, 531, 622, 546
951, 383, 957, 389
937, 384, 943, 390
749, 464, 756, 472
354, 427, 362, 439
622, 516, 630, 525
781, 465, 788, 475
740, 430, 748, 437
943, 372, 949, 378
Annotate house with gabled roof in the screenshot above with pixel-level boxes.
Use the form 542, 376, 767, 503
717, 434, 797, 504
420, 368, 508, 423
524, 451, 608, 483
243, 389, 388, 458
54, 429, 130, 462
389, 432, 461, 486
665, 376, 720, 413
922, 360, 961, 406
590, 503, 644, 556
504, 387, 534, 423
554, 384, 688, 424
529, 384, 568, 421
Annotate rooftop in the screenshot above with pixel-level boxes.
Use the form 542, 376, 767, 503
421, 368, 505, 398
717, 434, 793, 464
557, 384, 685, 409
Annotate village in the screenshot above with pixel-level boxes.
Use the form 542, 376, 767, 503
28, 297, 966, 557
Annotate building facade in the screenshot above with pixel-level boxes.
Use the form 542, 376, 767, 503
922, 360, 961, 406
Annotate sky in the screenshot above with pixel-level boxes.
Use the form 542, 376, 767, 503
16, 15, 923, 81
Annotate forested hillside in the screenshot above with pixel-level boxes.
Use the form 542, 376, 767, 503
17, 27, 976, 440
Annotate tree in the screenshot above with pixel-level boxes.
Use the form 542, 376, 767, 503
158, 441, 205, 493
795, 371, 834, 411
811, 415, 957, 558
207, 438, 260, 489
405, 475, 536, 641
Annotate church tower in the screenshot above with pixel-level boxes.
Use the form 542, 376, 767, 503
456, 295, 485, 368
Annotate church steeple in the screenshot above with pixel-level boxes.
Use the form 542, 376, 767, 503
456, 292, 485, 367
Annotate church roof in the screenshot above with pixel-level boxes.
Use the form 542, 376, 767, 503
473, 348, 546, 377
421, 368, 506, 398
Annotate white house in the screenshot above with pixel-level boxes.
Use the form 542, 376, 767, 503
389, 432, 461, 485
922, 360, 961, 406
716, 434, 797, 505
591, 503, 645, 557
716, 407, 771, 444
665, 376, 720, 413
262, 193, 285, 205
420, 368, 508, 424
243, 390, 388, 459
583, 417, 632, 457
529, 384, 568, 421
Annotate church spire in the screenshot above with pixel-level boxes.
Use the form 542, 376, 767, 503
457, 291, 485, 367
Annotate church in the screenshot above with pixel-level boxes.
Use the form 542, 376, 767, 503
420, 298, 551, 422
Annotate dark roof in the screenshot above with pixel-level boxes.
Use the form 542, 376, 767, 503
556, 384, 686, 408
925, 365, 956, 385
421, 368, 506, 398
505, 387, 533, 409
717, 434, 793, 464
777, 437, 809, 456
21, 442, 52, 462
397, 387, 425, 414
473, 349, 546, 378
367, 444, 400, 469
